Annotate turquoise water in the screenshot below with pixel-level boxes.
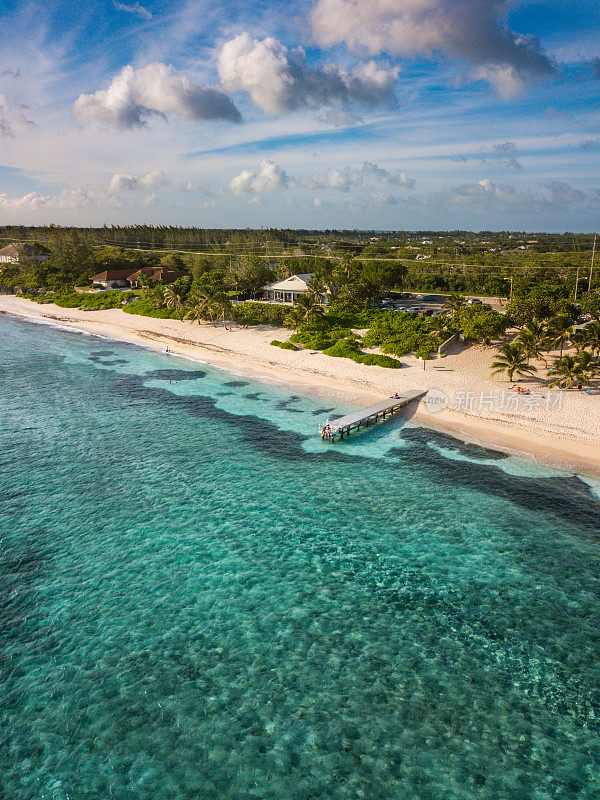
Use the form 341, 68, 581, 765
2, 314, 600, 800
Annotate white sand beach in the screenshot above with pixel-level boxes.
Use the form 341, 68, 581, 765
2, 294, 599, 475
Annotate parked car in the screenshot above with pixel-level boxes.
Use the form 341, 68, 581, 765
421, 295, 439, 302
408, 306, 423, 314
466, 297, 482, 305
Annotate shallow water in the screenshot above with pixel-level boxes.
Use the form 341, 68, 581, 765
2, 314, 600, 800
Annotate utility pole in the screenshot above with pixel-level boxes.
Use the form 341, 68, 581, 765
588, 234, 597, 293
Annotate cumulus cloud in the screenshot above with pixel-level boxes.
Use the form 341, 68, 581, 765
108, 169, 169, 193
218, 33, 398, 115
299, 160, 414, 192
434, 178, 597, 210
74, 63, 241, 128
311, 0, 554, 96
113, 2, 153, 20
0, 191, 52, 211
229, 158, 291, 195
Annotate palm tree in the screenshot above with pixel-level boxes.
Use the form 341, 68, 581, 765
580, 321, 600, 355
295, 293, 325, 325
547, 314, 576, 358
575, 349, 599, 376
147, 285, 165, 309
548, 355, 592, 388
184, 290, 215, 324
515, 318, 548, 364
284, 306, 304, 332
491, 343, 537, 382
163, 285, 184, 319
306, 274, 328, 304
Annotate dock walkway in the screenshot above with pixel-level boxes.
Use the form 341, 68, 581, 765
321, 390, 427, 442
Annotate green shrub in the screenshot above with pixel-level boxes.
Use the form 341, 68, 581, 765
122, 299, 179, 319
323, 338, 403, 368
289, 326, 357, 351
414, 345, 436, 360
231, 302, 287, 326
270, 340, 299, 351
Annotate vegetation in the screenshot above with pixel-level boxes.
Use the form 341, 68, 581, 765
270, 340, 299, 351
491, 344, 538, 382
4, 226, 599, 377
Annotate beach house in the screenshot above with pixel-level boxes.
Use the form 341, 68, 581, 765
261, 274, 315, 304
0, 243, 49, 264
90, 267, 186, 289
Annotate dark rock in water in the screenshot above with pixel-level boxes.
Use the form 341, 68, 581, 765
400, 426, 510, 460
90, 350, 115, 356
243, 392, 264, 401
224, 380, 249, 388
144, 369, 206, 382
312, 407, 335, 416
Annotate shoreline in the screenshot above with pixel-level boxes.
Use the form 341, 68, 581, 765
2, 295, 599, 478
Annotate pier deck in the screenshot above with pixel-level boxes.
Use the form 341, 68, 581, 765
321, 390, 427, 441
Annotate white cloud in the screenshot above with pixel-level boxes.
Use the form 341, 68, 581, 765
299, 160, 415, 192
74, 63, 241, 129
0, 92, 35, 138
218, 33, 398, 115
311, 0, 553, 96
0, 191, 53, 211
113, 2, 153, 21
470, 64, 525, 100
109, 169, 169, 194
229, 158, 291, 195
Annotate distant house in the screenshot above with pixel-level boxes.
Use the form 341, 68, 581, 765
90, 269, 138, 288
90, 267, 186, 289
127, 268, 186, 288
261, 273, 316, 304
0, 243, 49, 264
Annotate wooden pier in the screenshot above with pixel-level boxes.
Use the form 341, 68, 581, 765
320, 390, 427, 442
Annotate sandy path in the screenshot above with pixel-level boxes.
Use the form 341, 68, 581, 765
2, 295, 599, 475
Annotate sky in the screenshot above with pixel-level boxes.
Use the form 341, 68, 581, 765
0, 0, 599, 231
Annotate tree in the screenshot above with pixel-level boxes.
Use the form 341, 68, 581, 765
306, 273, 328, 304
547, 314, 576, 358
548, 355, 593, 388
294, 293, 325, 326
515, 318, 549, 363
164, 285, 184, 319
456, 306, 508, 343
47, 228, 95, 288
147, 285, 165, 308
444, 293, 467, 316
491, 343, 537, 382
184, 289, 215, 324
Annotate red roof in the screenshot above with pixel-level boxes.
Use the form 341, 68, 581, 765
90, 269, 139, 281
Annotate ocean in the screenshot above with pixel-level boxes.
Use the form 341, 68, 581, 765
2, 312, 600, 800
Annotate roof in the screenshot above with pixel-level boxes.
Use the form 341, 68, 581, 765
127, 268, 185, 281
0, 243, 46, 258
90, 269, 138, 281
263, 273, 313, 292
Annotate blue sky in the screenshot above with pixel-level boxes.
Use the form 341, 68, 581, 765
0, 0, 599, 230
